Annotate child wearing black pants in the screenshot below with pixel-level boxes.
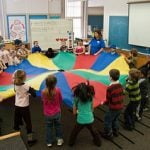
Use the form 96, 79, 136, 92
13, 69, 37, 146
124, 68, 141, 130
136, 67, 149, 120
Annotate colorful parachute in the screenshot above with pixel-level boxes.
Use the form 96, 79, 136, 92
0, 52, 129, 108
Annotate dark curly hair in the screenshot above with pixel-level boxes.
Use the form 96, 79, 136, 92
72, 81, 95, 103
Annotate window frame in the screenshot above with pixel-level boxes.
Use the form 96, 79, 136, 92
65, 0, 84, 38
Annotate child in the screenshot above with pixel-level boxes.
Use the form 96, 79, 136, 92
124, 68, 141, 130
124, 48, 138, 68
0, 96, 3, 135
32, 41, 42, 53
13, 69, 37, 146
0, 58, 5, 72
41, 75, 63, 147
17, 43, 30, 60
69, 82, 101, 147
136, 67, 149, 120
73, 39, 85, 55
45, 48, 57, 58
109, 44, 117, 55
0, 63, 3, 74
0, 53, 7, 70
0, 44, 8, 69
141, 57, 150, 110
9, 49, 20, 65
102, 69, 124, 139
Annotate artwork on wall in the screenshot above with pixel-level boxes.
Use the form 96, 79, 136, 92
7, 15, 27, 42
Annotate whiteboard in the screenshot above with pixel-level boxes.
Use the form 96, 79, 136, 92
128, 3, 150, 47
30, 19, 73, 50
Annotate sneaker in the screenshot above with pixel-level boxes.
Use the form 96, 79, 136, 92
137, 116, 142, 121
28, 139, 37, 147
57, 139, 64, 146
113, 129, 119, 137
143, 108, 149, 111
101, 132, 113, 140
124, 125, 133, 131
47, 143, 52, 147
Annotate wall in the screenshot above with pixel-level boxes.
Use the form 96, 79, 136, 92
0, 0, 2, 35
0, 0, 64, 41
6, 0, 48, 14
88, 0, 150, 54
1, 0, 150, 53
0, 0, 6, 36
88, 0, 128, 41
87, 7, 104, 37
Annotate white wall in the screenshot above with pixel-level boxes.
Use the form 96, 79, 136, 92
88, 7, 104, 15
0, 0, 2, 35
6, 0, 48, 14
1, 0, 129, 41
88, 0, 128, 43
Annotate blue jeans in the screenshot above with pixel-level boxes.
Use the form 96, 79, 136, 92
45, 112, 63, 144
104, 109, 121, 134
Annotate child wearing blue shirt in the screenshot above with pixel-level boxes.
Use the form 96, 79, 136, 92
32, 41, 41, 53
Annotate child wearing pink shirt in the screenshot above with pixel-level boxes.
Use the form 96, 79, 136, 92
73, 39, 85, 55
41, 75, 64, 147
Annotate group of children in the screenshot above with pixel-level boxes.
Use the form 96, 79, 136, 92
3, 58, 148, 147
0, 37, 150, 148
0, 43, 31, 74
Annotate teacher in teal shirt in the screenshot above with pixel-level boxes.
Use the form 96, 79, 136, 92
89, 30, 105, 55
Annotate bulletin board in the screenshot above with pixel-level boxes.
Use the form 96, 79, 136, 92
30, 19, 73, 50
7, 15, 27, 42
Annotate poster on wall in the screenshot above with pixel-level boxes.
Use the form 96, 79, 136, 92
7, 15, 27, 42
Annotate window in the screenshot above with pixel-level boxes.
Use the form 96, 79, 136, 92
65, 0, 82, 38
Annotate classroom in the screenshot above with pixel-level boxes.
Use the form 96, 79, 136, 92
0, 0, 150, 149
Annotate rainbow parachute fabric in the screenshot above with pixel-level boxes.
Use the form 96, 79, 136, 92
0, 52, 129, 108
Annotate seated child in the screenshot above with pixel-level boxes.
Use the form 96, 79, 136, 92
60, 45, 68, 51
1, 45, 10, 67
0, 45, 7, 69
109, 44, 117, 55
73, 39, 85, 55
0, 96, 3, 135
17, 43, 30, 60
124, 48, 138, 68
0, 59, 3, 74
32, 41, 42, 53
45, 48, 57, 58
9, 49, 20, 65
14, 39, 22, 46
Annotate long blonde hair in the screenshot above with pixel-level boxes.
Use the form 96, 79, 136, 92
43, 75, 57, 101
13, 70, 26, 85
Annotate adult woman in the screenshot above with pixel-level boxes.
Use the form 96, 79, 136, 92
89, 30, 105, 55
